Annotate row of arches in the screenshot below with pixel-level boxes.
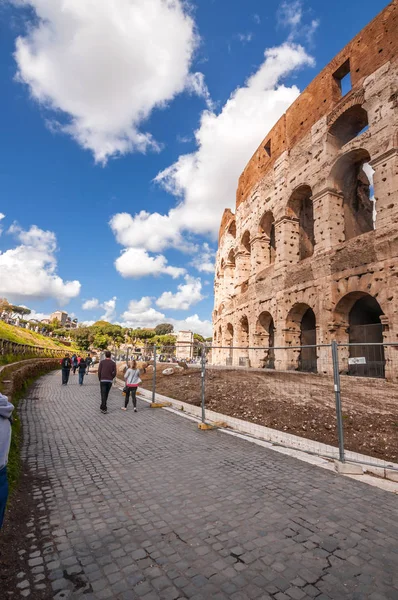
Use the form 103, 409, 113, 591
220, 145, 375, 280
214, 292, 385, 378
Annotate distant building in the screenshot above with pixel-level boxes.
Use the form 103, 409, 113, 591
50, 311, 78, 329
50, 311, 68, 326
176, 331, 194, 360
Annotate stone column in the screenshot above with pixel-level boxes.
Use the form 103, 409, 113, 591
370, 149, 398, 230
312, 188, 345, 253
251, 234, 270, 275
235, 250, 251, 287
223, 262, 236, 298
275, 217, 299, 268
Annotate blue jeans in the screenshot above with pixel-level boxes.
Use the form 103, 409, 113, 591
0, 465, 8, 530
78, 371, 85, 385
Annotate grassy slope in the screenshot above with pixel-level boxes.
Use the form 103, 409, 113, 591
0, 321, 79, 352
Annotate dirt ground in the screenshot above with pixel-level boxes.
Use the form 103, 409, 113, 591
140, 366, 398, 463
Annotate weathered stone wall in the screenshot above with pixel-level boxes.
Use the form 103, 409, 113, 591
213, 1, 398, 379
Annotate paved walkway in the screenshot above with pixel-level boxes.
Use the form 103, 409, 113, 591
18, 371, 398, 599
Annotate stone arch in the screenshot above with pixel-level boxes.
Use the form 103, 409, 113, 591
328, 104, 369, 148
255, 311, 275, 368
224, 322, 234, 365
227, 220, 236, 238
287, 185, 315, 261
334, 291, 385, 378
286, 303, 317, 372
330, 148, 374, 241
227, 248, 236, 267
241, 230, 251, 254
259, 211, 276, 265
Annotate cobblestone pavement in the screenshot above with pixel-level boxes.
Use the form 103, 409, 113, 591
17, 371, 398, 599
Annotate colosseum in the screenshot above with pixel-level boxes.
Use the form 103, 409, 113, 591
212, 1, 398, 380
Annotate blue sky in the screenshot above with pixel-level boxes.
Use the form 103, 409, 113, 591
0, 0, 389, 336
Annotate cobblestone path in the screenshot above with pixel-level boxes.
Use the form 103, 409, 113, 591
18, 371, 398, 599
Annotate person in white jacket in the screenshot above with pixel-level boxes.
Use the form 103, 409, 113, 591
0, 392, 14, 529
122, 360, 141, 412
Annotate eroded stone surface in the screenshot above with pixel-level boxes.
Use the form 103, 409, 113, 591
213, 2, 398, 379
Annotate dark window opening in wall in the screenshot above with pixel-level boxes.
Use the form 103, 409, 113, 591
333, 59, 351, 96
287, 185, 315, 260
329, 105, 368, 147
257, 312, 275, 369
259, 211, 276, 264
227, 249, 236, 267
332, 149, 374, 240
348, 295, 385, 378
242, 231, 251, 254
264, 140, 271, 157
299, 308, 317, 373
227, 220, 236, 238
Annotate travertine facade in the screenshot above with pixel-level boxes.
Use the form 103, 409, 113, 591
213, 1, 398, 379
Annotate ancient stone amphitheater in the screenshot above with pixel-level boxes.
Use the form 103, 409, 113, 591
212, 1, 398, 379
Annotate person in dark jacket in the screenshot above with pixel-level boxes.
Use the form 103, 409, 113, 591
60, 354, 72, 385
85, 355, 92, 373
71, 354, 78, 374
98, 351, 116, 414
77, 357, 87, 386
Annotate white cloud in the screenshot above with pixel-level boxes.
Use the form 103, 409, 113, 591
82, 298, 99, 310
278, 1, 319, 43
237, 33, 253, 44
119, 296, 212, 337
27, 311, 51, 322
0, 213, 5, 236
100, 296, 117, 322
0, 223, 81, 304
253, 14, 261, 25
110, 43, 313, 254
156, 275, 203, 310
170, 314, 212, 338
120, 297, 165, 328
115, 247, 186, 279
190, 243, 215, 274
82, 296, 117, 321
13, 0, 206, 163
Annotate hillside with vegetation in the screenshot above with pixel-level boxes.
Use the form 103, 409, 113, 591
0, 321, 79, 352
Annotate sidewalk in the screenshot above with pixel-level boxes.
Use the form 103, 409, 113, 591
13, 371, 398, 599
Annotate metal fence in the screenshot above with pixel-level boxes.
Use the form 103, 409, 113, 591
125, 341, 398, 472
0, 338, 65, 360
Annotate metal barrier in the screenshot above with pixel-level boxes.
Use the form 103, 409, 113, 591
137, 340, 398, 471
0, 338, 65, 359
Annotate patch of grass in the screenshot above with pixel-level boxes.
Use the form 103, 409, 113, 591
0, 320, 80, 353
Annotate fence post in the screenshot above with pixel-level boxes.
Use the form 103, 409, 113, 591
332, 341, 345, 462
201, 345, 206, 424
152, 345, 157, 404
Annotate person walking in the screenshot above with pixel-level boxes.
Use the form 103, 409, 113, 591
86, 354, 92, 373
77, 357, 87, 386
0, 392, 14, 530
72, 354, 78, 375
60, 353, 72, 385
98, 350, 116, 414
122, 360, 142, 412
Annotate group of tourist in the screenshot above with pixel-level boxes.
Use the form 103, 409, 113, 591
61, 351, 141, 414
0, 351, 142, 531
60, 353, 95, 385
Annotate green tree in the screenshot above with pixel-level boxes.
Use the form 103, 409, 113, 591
155, 323, 174, 335
93, 333, 111, 350
193, 333, 205, 343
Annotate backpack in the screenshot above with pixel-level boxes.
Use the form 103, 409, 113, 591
62, 358, 71, 369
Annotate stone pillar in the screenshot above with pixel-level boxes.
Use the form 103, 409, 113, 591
235, 250, 251, 287
275, 217, 299, 268
251, 234, 270, 275
371, 149, 398, 230
223, 262, 236, 298
312, 188, 345, 253
380, 315, 395, 382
